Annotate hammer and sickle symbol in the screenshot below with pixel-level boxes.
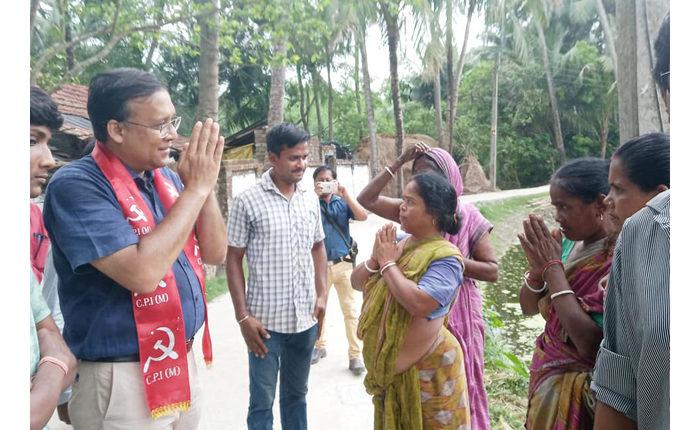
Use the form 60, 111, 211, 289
143, 327, 179, 374
127, 204, 148, 223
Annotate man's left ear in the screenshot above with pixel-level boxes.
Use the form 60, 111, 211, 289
106, 119, 125, 144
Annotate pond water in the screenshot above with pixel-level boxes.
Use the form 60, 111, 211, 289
482, 244, 545, 361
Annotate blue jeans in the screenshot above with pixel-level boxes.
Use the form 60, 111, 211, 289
247, 324, 318, 430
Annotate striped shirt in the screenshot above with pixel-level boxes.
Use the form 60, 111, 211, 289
592, 190, 670, 429
227, 168, 324, 333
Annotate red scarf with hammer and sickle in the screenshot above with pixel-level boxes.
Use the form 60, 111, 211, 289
92, 142, 212, 418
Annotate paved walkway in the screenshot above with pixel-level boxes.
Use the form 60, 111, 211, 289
49, 185, 548, 429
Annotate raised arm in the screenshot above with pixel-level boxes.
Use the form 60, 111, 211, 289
91, 119, 224, 294
194, 191, 227, 264
337, 183, 368, 221
357, 143, 428, 221
522, 215, 603, 359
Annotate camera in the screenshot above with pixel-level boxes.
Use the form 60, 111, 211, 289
318, 181, 338, 194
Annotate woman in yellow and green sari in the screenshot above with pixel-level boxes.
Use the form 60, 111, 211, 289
351, 172, 470, 430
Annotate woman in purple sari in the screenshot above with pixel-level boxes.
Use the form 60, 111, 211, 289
357, 143, 499, 429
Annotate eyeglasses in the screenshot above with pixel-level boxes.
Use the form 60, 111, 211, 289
123, 116, 181, 138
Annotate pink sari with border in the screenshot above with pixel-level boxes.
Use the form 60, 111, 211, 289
422, 148, 493, 429
525, 238, 611, 429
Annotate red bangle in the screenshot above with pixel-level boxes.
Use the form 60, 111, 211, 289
541, 259, 564, 279
524, 270, 544, 287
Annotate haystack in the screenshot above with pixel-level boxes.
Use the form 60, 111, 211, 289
460, 154, 494, 194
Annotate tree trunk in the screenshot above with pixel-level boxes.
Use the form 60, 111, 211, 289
195, 0, 219, 122
267, 38, 287, 126
64, 10, 75, 71
433, 71, 445, 149
354, 39, 362, 115
326, 47, 334, 141
382, 3, 405, 195
358, 26, 379, 177
305, 83, 312, 130
30, 0, 40, 36
535, 20, 566, 165
615, 0, 669, 142
428, 8, 445, 149
595, 0, 618, 80
489, 3, 505, 190
297, 63, 308, 131
312, 67, 323, 137
144, 0, 165, 72
354, 38, 363, 144
445, 0, 454, 153
449, 0, 475, 154
599, 109, 609, 158
144, 36, 159, 71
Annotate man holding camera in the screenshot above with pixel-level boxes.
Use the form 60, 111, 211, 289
312, 165, 367, 375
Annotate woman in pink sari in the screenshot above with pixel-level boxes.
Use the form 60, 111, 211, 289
518, 158, 613, 429
357, 143, 498, 429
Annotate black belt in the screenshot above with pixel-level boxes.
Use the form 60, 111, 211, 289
85, 337, 194, 363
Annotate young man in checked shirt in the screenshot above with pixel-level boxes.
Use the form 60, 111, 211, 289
226, 123, 328, 429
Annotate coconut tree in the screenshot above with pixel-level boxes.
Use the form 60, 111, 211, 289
570, 0, 618, 79
380, 0, 406, 194
446, 0, 483, 153
195, 0, 219, 122
523, 0, 567, 164
488, 0, 507, 188
413, 0, 447, 148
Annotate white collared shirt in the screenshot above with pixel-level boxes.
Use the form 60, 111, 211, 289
227, 168, 324, 333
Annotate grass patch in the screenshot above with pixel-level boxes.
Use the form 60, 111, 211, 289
474, 192, 551, 428
475, 192, 549, 226
205, 275, 229, 303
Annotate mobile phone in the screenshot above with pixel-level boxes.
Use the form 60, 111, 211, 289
319, 181, 338, 194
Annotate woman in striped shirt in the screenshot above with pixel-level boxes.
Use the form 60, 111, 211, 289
592, 132, 670, 430
518, 158, 613, 430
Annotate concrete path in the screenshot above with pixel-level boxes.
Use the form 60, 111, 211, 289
48, 185, 548, 429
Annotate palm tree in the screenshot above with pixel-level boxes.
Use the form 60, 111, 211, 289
524, 0, 567, 164
345, 0, 381, 175
195, 0, 219, 122
381, 0, 406, 194
488, 0, 506, 189
321, 1, 355, 142
414, 0, 446, 148
570, 0, 618, 79
446, 0, 482, 153
267, 37, 287, 126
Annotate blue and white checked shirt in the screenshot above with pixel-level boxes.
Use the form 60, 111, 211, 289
227, 169, 324, 333
592, 190, 670, 430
